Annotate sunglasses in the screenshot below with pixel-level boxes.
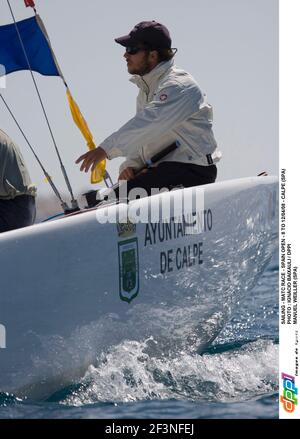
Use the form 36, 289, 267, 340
125, 46, 147, 55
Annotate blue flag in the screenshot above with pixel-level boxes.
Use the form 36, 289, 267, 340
0, 16, 59, 76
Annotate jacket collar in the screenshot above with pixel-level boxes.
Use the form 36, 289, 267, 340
130, 59, 174, 91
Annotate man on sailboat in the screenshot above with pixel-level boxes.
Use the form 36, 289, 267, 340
76, 21, 221, 199
0, 129, 36, 233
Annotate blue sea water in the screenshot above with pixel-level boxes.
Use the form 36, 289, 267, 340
0, 253, 279, 419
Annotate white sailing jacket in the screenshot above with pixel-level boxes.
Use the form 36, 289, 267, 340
100, 59, 221, 173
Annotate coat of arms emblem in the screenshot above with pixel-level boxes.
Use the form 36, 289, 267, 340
118, 238, 139, 303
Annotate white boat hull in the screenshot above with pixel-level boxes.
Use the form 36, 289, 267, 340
0, 176, 278, 398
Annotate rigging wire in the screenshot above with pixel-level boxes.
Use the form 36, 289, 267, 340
6, 0, 79, 210
0, 93, 68, 211
30, 3, 114, 190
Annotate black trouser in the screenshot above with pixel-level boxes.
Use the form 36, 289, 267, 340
114, 161, 217, 201
0, 195, 36, 234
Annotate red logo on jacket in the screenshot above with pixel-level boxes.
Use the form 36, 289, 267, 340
159, 93, 168, 102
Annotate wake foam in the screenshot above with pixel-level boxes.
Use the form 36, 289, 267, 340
63, 338, 278, 406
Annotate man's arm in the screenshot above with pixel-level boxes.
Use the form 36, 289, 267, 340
76, 82, 201, 173
100, 82, 202, 159
75, 147, 145, 177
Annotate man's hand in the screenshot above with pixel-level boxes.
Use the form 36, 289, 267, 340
118, 167, 149, 181
75, 147, 107, 173
118, 167, 135, 181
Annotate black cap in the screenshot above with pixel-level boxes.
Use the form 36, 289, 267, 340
115, 21, 172, 49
